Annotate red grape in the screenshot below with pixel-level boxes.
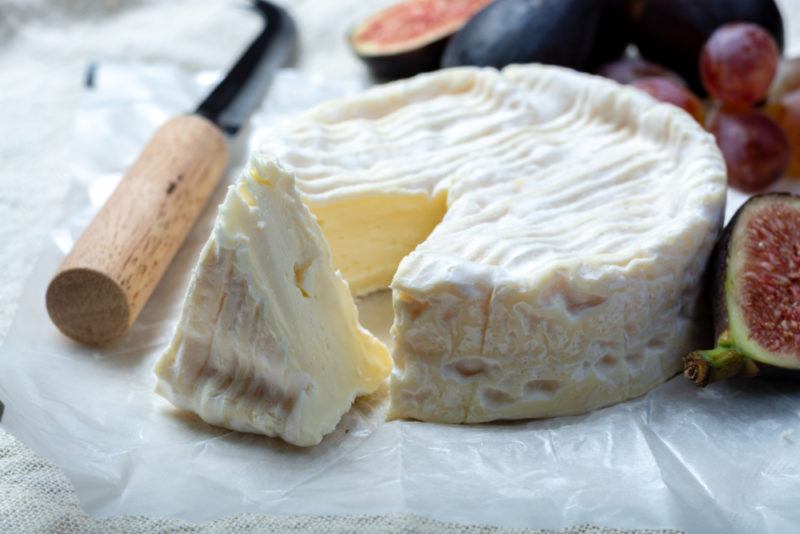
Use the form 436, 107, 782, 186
700, 23, 779, 107
631, 77, 705, 124
768, 57, 800, 104
708, 108, 789, 193
766, 89, 800, 176
596, 57, 683, 86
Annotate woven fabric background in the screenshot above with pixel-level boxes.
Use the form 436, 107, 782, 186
1, 0, 798, 531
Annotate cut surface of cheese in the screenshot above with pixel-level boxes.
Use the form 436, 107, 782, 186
154, 158, 392, 446
257, 65, 726, 423
307, 191, 447, 295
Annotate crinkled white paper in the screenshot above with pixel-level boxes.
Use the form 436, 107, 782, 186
1, 63, 800, 532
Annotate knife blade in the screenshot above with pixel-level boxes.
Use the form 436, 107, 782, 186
197, 1, 296, 134
46, 1, 297, 346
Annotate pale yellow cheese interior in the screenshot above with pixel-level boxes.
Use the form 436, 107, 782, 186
310, 191, 447, 296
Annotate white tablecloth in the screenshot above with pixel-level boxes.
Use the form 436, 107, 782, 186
1, 0, 798, 531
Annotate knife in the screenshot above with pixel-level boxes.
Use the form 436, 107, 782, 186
46, 1, 297, 346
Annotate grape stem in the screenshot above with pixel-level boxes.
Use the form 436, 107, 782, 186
683, 332, 760, 387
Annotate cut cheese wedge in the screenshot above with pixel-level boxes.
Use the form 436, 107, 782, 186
154, 157, 391, 446
259, 65, 726, 424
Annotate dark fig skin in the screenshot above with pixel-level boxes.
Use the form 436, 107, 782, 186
684, 194, 800, 386
583, 0, 637, 71
632, 0, 784, 95
441, 0, 606, 71
707, 197, 737, 343
354, 38, 451, 81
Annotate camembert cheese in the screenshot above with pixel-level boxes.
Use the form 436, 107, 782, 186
158, 65, 725, 442
154, 158, 391, 446
261, 65, 725, 424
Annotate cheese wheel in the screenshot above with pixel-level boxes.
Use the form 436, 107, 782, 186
261, 65, 725, 423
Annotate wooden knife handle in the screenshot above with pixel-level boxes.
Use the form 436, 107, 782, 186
46, 114, 229, 345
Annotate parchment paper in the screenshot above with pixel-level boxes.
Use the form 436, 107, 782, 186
1, 63, 799, 532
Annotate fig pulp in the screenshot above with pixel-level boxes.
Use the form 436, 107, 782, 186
632, 0, 784, 95
685, 194, 800, 386
350, 0, 492, 80
441, 0, 605, 71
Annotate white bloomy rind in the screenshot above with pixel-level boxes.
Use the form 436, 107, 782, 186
259, 65, 726, 424
154, 157, 392, 447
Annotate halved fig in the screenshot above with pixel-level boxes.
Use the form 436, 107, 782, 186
349, 0, 492, 80
685, 194, 800, 386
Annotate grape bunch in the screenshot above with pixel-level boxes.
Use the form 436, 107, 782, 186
702, 23, 790, 192
597, 22, 798, 194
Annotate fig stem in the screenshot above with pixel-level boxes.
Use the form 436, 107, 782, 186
683, 341, 759, 387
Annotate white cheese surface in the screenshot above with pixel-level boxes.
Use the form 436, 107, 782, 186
258, 65, 726, 423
